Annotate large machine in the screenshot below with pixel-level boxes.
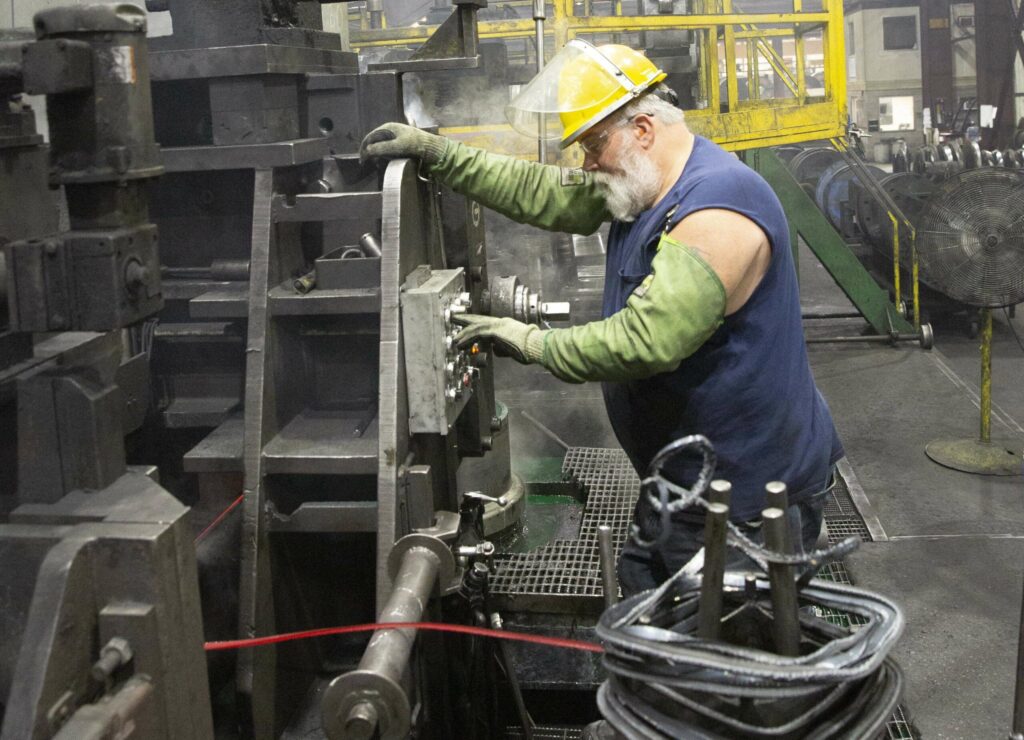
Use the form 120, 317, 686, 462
0, 2, 571, 736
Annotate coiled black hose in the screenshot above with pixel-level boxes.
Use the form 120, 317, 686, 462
602, 436, 906, 738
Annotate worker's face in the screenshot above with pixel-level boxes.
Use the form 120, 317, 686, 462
582, 115, 662, 221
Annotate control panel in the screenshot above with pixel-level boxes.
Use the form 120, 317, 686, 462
402, 267, 476, 434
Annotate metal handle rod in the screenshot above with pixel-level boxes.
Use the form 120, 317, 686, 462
763, 508, 801, 657
806, 332, 921, 344
697, 503, 730, 640
598, 525, 618, 610
533, 0, 546, 164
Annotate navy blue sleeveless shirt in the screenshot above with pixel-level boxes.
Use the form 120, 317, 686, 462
601, 136, 844, 520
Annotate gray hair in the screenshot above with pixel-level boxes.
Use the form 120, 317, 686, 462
619, 84, 686, 126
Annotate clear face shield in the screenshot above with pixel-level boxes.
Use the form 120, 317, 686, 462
505, 39, 659, 149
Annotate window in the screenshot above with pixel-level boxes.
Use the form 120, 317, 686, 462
883, 15, 917, 50
878, 96, 915, 131
848, 21, 855, 55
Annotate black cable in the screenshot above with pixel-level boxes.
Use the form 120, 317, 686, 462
598, 436, 906, 738
495, 630, 533, 740
595, 574, 905, 738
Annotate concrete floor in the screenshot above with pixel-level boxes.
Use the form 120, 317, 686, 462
800, 240, 1024, 738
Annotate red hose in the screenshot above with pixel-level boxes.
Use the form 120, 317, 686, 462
205, 621, 604, 654
194, 494, 244, 543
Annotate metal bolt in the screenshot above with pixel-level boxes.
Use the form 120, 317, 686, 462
345, 701, 379, 740
44, 240, 58, 256
91, 637, 132, 684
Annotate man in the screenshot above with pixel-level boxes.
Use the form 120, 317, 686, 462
361, 40, 843, 595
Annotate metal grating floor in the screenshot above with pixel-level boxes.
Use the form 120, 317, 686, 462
490, 448, 638, 608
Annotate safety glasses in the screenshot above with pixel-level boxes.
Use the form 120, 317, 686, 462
578, 115, 637, 156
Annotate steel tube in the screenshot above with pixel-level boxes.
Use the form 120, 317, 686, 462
765, 481, 788, 512
763, 507, 801, 657
323, 543, 443, 739
805, 333, 920, 344
708, 479, 732, 507
1012, 566, 1024, 735
598, 525, 618, 609
697, 503, 729, 640
359, 233, 383, 258
533, 0, 545, 164
357, 545, 441, 681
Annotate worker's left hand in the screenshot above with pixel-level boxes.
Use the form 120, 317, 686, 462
453, 314, 547, 365
359, 122, 448, 166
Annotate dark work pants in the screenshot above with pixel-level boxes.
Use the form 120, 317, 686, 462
616, 473, 833, 598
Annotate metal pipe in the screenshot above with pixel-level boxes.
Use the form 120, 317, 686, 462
357, 546, 439, 681
359, 233, 383, 258
533, 0, 546, 164
709, 479, 731, 507
367, 0, 384, 29
322, 540, 447, 739
697, 502, 729, 640
981, 307, 993, 443
805, 332, 921, 345
765, 481, 788, 512
763, 507, 801, 657
598, 525, 618, 609
1011, 566, 1024, 736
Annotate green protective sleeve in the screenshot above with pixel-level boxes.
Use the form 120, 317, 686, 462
540, 234, 727, 383
427, 140, 610, 235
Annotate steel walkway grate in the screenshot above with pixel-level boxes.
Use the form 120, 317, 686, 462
490, 448, 637, 608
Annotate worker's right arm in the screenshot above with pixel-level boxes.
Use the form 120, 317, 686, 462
360, 123, 610, 235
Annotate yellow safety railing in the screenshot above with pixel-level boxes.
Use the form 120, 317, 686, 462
350, 0, 847, 153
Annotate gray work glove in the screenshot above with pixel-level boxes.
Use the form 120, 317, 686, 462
454, 314, 547, 365
359, 122, 449, 166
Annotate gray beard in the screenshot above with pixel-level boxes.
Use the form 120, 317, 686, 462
593, 142, 663, 221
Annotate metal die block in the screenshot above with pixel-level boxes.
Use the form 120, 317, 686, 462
316, 249, 380, 290
208, 76, 300, 146
303, 71, 402, 156
401, 268, 475, 434
21, 39, 94, 95
5, 224, 162, 332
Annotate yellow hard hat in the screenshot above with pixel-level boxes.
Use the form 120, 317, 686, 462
505, 40, 668, 148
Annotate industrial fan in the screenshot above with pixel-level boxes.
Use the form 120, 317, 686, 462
918, 168, 1024, 474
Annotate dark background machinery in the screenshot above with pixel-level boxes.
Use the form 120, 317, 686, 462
0, 1, 573, 737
